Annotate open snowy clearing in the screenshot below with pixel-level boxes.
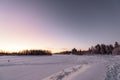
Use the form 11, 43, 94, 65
0, 55, 120, 80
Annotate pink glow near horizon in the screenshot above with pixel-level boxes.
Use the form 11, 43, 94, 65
0, 1, 89, 53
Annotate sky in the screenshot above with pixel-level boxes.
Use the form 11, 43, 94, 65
0, 0, 120, 53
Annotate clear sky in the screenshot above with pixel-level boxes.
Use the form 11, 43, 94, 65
0, 0, 120, 52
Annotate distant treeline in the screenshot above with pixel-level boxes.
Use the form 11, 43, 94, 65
0, 50, 52, 56
55, 42, 120, 55
0, 42, 120, 56
88, 42, 120, 55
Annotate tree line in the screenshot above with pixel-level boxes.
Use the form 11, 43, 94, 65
0, 50, 52, 56
56, 42, 120, 55
0, 42, 120, 56
89, 42, 120, 55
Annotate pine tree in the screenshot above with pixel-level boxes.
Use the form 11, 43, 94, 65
72, 48, 77, 55
95, 44, 101, 54
114, 42, 119, 48
100, 44, 106, 54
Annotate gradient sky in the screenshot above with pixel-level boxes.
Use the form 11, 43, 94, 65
0, 0, 120, 52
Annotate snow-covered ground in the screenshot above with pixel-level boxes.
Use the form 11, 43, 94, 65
0, 55, 120, 80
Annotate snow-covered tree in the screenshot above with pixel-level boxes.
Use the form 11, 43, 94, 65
112, 46, 120, 55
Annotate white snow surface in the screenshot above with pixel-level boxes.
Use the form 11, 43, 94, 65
0, 55, 120, 80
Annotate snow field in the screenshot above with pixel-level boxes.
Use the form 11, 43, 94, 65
0, 55, 120, 80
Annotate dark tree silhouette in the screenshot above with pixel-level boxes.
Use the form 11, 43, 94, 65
89, 43, 114, 55
0, 50, 52, 56
95, 44, 101, 54
114, 42, 119, 48
72, 48, 77, 55
100, 44, 106, 54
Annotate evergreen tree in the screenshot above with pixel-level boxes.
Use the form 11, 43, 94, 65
72, 48, 77, 55
100, 44, 106, 54
109, 44, 114, 54
114, 42, 119, 48
95, 44, 101, 54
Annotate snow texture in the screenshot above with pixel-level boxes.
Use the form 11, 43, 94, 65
0, 55, 120, 80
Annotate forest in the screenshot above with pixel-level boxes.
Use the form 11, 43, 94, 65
0, 42, 120, 56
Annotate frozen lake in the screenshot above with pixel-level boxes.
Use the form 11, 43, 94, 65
0, 55, 120, 80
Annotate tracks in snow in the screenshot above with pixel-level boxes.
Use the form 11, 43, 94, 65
105, 63, 120, 80
42, 64, 90, 80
